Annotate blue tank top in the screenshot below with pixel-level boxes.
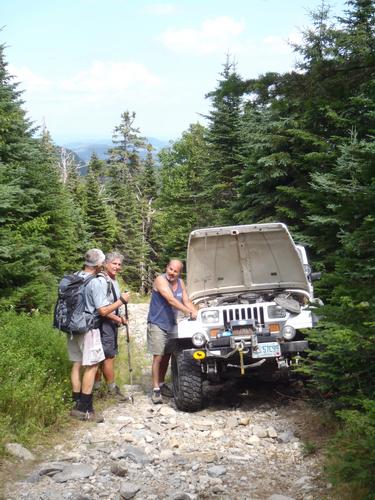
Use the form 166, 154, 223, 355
147, 274, 183, 332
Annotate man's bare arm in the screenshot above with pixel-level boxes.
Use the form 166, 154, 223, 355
181, 280, 198, 318
156, 276, 196, 318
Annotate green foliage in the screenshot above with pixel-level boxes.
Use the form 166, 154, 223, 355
204, 57, 246, 223
327, 400, 375, 498
155, 122, 213, 265
0, 312, 71, 449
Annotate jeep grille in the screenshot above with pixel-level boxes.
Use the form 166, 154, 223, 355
223, 306, 265, 327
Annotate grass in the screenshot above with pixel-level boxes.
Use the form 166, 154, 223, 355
0, 311, 73, 456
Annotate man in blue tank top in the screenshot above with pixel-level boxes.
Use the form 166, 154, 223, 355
147, 259, 197, 404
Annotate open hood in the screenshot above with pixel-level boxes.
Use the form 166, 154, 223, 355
187, 223, 310, 301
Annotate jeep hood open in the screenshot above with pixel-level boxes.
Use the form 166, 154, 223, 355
187, 223, 310, 301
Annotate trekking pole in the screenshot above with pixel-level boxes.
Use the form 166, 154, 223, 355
124, 301, 134, 404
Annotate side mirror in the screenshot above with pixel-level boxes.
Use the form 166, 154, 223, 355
310, 272, 321, 281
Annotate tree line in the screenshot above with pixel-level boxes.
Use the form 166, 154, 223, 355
0, 0, 374, 495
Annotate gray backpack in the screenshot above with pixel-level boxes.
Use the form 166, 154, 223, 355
53, 273, 97, 335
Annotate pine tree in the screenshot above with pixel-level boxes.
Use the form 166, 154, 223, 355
83, 153, 117, 251
204, 57, 246, 224
106, 111, 147, 290
155, 123, 212, 265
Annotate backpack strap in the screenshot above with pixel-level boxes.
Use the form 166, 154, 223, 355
83, 273, 97, 286
96, 272, 112, 297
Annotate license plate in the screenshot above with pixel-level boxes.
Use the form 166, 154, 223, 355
252, 342, 281, 358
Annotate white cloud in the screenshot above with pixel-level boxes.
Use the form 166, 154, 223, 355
262, 31, 303, 54
61, 61, 161, 94
8, 65, 52, 91
160, 16, 246, 55
143, 3, 177, 15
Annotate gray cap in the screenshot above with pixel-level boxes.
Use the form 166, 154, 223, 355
84, 248, 105, 267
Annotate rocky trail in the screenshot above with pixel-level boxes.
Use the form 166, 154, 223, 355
2, 304, 332, 500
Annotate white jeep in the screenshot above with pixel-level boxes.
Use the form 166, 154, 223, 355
171, 223, 321, 412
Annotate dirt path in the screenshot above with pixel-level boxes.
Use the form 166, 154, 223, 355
2, 304, 332, 500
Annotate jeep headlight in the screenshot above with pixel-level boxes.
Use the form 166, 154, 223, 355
192, 332, 207, 347
268, 305, 287, 319
282, 325, 296, 340
201, 309, 219, 324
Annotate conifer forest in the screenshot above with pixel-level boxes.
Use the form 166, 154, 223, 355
0, 1, 374, 496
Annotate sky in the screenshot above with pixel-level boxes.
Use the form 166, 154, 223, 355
2, 0, 348, 144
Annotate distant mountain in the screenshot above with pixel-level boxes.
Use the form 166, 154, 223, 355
62, 137, 170, 165
56, 146, 86, 168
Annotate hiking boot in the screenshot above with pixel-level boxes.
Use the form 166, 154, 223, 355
160, 383, 173, 398
151, 389, 163, 404
70, 408, 104, 423
108, 385, 128, 402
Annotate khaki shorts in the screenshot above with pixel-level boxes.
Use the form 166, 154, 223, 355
67, 328, 105, 366
147, 323, 176, 355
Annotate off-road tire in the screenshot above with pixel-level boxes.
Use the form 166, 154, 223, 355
172, 350, 203, 412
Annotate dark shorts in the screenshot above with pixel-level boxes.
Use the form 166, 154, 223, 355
100, 320, 118, 358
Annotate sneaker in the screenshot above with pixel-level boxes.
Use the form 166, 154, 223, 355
108, 385, 128, 402
70, 408, 104, 423
151, 389, 163, 404
160, 383, 173, 398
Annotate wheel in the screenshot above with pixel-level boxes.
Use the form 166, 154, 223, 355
171, 350, 203, 412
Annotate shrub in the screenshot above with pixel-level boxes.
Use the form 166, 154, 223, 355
327, 399, 375, 499
0, 311, 71, 451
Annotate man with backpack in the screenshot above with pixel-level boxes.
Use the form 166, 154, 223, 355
62, 248, 130, 422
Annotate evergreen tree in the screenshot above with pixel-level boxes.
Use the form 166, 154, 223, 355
107, 111, 147, 290
204, 57, 246, 224
83, 153, 118, 250
155, 123, 212, 265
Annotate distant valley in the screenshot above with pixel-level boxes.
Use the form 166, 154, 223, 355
62, 137, 170, 165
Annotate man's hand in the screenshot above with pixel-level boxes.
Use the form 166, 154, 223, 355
120, 291, 130, 303
189, 309, 198, 320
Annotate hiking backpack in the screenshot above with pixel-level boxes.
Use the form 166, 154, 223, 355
53, 273, 97, 335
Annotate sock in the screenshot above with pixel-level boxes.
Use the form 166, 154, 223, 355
108, 382, 116, 391
153, 387, 161, 392
72, 391, 81, 404
93, 381, 101, 390
76, 392, 92, 413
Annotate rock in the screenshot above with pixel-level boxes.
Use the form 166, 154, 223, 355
120, 481, 140, 499
111, 445, 152, 464
123, 433, 135, 443
52, 464, 94, 482
168, 438, 180, 448
267, 426, 278, 438
159, 406, 177, 416
267, 495, 296, 500
111, 462, 128, 477
278, 430, 295, 443
239, 417, 250, 426
252, 425, 267, 438
247, 435, 261, 445
211, 430, 224, 438
193, 418, 216, 428
159, 449, 174, 460
5, 443, 35, 460
168, 494, 192, 500
207, 465, 227, 478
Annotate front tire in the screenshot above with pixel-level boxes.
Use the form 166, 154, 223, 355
171, 350, 203, 412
